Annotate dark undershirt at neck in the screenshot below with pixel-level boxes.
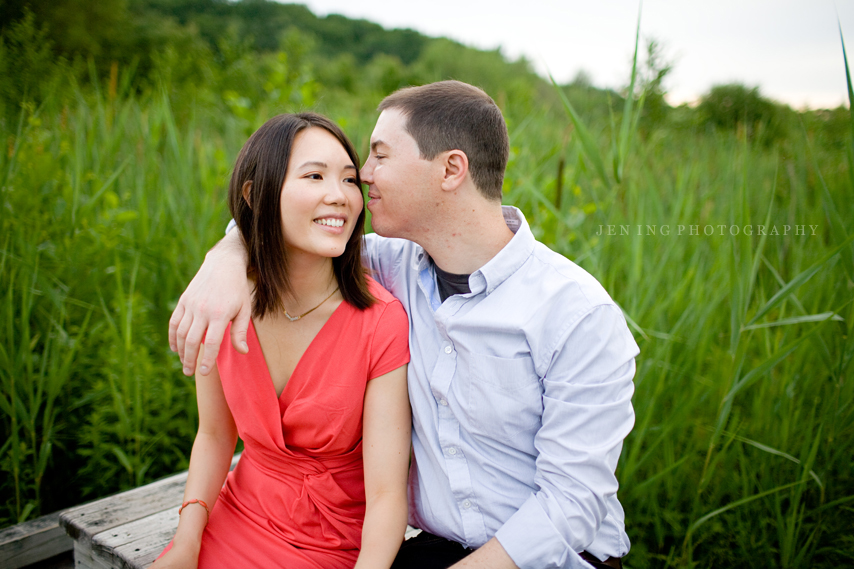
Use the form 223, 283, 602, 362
434, 263, 471, 303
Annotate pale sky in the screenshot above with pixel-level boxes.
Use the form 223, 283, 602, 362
293, 0, 854, 109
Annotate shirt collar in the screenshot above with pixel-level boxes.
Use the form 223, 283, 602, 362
414, 206, 535, 295
471, 206, 534, 295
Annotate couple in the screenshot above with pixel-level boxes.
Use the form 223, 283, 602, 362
162, 81, 639, 569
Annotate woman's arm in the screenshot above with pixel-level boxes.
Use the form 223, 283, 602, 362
354, 364, 411, 569
153, 345, 239, 568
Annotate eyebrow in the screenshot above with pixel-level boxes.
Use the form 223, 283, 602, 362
298, 161, 356, 170
370, 140, 386, 152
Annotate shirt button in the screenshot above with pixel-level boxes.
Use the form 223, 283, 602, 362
462, 500, 472, 509
448, 447, 457, 455
439, 399, 448, 406
444, 345, 453, 354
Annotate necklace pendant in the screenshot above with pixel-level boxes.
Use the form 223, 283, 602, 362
282, 286, 339, 323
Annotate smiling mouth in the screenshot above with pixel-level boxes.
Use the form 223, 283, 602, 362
314, 218, 345, 228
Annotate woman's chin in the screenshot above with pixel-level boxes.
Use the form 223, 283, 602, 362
326, 246, 348, 258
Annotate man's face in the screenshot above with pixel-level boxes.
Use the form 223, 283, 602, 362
361, 109, 436, 240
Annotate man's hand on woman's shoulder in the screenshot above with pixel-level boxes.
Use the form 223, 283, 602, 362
169, 230, 252, 376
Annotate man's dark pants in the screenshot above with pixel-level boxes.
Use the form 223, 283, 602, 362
390, 530, 622, 569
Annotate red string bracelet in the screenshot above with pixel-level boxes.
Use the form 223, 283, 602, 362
178, 498, 210, 522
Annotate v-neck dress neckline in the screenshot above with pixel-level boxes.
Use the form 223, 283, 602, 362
248, 299, 347, 406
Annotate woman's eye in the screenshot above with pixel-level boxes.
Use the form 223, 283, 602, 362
344, 177, 358, 185
307, 173, 322, 180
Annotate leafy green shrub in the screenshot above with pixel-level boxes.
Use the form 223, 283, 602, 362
0, 10, 64, 123
698, 83, 786, 141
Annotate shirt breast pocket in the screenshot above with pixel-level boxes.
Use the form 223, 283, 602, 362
466, 353, 543, 448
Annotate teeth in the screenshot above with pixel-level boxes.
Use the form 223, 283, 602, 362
315, 218, 344, 227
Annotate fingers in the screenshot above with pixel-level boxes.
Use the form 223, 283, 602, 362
231, 301, 252, 355
181, 316, 208, 376
175, 310, 195, 372
199, 318, 228, 376
169, 302, 186, 353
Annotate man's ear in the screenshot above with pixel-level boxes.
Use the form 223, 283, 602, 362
440, 150, 469, 192
242, 181, 253, 208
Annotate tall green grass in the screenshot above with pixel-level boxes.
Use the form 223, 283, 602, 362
1, 42, 853, 569
0, 84, 234, 518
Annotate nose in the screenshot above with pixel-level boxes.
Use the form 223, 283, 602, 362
324, 178, 349, 205
360, 159, 374, 185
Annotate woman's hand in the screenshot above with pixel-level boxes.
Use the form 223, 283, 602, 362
169, 229, 252, 376
152, 542, 199, 569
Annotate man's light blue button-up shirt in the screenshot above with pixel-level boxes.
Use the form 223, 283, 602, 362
363, 207, 639, 569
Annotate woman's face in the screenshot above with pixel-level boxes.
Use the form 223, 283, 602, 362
278, 127, 363, 260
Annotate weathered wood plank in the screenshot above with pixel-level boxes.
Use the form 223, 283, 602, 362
0, 512, 73, 569
59, 471, 187, 548
60, 454, 241, 549
90, 512, 420, 569
92, 508, 179, 569
73, 540, 115, 569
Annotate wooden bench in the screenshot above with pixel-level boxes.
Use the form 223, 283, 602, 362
57, 454, 420, 569
59, 454, 242, 569
0, 511, 72, 569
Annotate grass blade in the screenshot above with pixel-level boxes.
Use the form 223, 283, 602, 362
724, 324, 823, 403
550, 73, 611, 189
723, 430, 823, 488
616, 5, 642, 183
746, 234, 854, 326
742, 312, 844, 331
688, 480, 806, 536
838, 22, 854, 191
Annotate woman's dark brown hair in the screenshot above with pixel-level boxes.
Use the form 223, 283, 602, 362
228, 112, 374, 318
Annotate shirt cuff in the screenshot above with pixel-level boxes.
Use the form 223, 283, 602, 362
495, 494, 594, 569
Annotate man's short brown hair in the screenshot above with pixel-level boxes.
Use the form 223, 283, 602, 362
378, 80, 509, 201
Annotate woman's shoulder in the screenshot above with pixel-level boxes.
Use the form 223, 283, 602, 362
361, 277, 410, 373
359, 276, 408, 333
365, 275, 401, 307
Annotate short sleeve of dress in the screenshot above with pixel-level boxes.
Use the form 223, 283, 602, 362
368, 299, 410, 380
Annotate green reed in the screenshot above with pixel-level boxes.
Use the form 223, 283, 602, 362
0, 81, 232, 517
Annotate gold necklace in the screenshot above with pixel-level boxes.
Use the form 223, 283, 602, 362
283, 286, 339, 322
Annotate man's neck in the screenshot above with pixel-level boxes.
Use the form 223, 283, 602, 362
417, 201, 515, 275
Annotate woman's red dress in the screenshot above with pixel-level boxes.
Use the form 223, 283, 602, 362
159, 278, 409, 568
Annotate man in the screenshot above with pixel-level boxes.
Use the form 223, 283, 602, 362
170, 81, 638, 569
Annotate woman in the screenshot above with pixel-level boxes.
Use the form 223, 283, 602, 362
154, 113, 411, 569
